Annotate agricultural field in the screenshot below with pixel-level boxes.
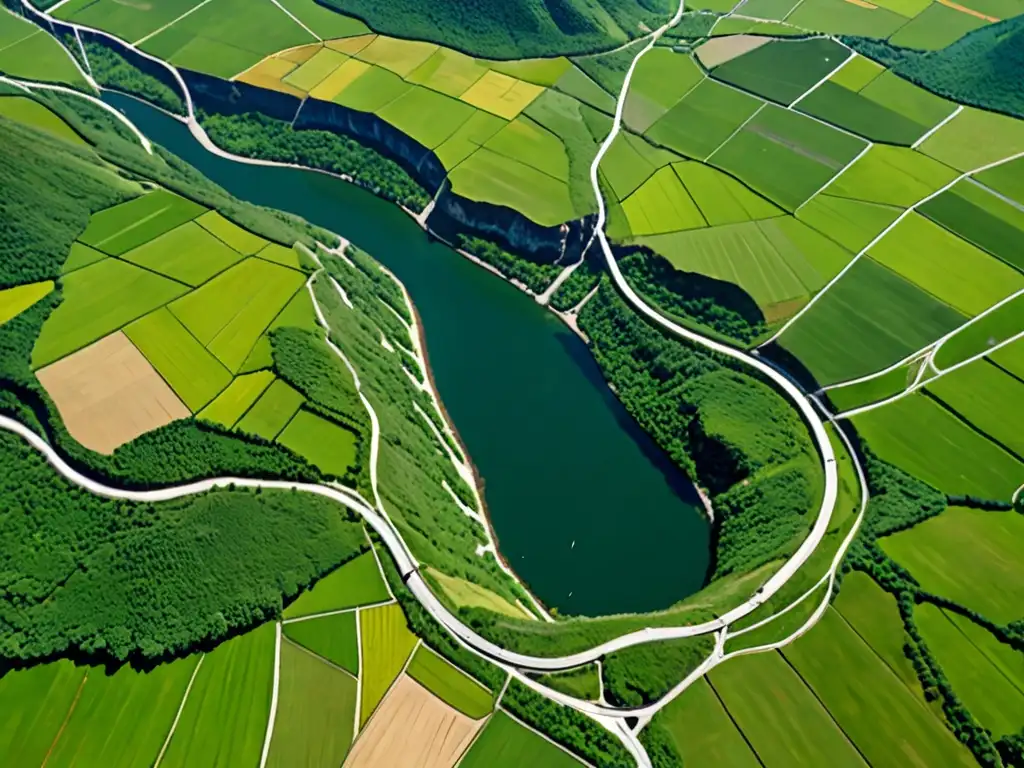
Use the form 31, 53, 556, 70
0, 9, 89, 87
283, 550, 391, 619
285, 612, 362, 675
358, 602, 419, 726
459, 711, 583, 768
405, 645, 495, 718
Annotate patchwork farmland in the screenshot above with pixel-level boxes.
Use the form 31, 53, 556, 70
0, 0, 1022, 766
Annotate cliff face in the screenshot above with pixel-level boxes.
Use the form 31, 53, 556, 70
182, 69, 303, 122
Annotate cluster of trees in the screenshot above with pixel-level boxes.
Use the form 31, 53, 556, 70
602, 635, 714, 707
0, 431, 367, 664
618, 248, 768, 345
502, 679, 636, 768
663, 11, 718, 41
576, 282, 818, 578
200, 111, 430, 211
948, 494, 1013, 511
456, 235, 562, 294
531, 664, 601, 700
999, 730, 1024, 767
346, 245, 412, 323
83, 40, 185, 116
319, 0, 666, 59
549, 249, 601, 311
844, 15, 1024, 119
640, 721, 684, 768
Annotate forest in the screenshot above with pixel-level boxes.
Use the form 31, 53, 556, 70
318, 0, 668, 59
82, 39, 185, 116
457, 235, 562, 295
0, 431, 367, 664
844, 15, 1024, 119
200, 110, 431, 211
602, 635, 713, 707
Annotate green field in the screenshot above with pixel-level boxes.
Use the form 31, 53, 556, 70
828, 144, 958, 208
778, 256, 966, 385
407, 47, 489, 97
645, 678, 760, 766
0, 20, 87, 88
234, 378, 305, 440
797, 81, 928, 145
881, 506, 1024, 624
889, 2, 987, 50
645, 79, 763, 161
0, 660, 86, 767
276, 409, 359, 477
121, 221, 245, 287
55, 0, 203, 43
0, 280, 53, 326
124, 308, 233, 412
161, 623, 275, 768
46, 657, 200, 768
852, 393, 1023, 499
359, 602, 419, 727
284, 612, 360, 675
485, 116, 569, 182
196, 211, 269, 255
435, 108, 507, 167
378, 85, 476, 149
991, 338, 1024, 380
265, 640, 357, 768
428, 568, 532, 619
600, 131, 680, 201
782, 608, 976, 767
459, 711, 583, 768
622, 165, 705, 235
868, 213, 1024, 316
786, 0, 911, 37
920, 106, 1024, 172
274, 0, 370, 39
829, 55, 884, 92
674, 162, 782, 226
927, 360, 1024, 456
63, 243, 107, 273
796, 194, 899, 252
640, 216, 850, 314
284, 550, 390, 619
919, 179, 1024, 271
0, 96, 86, 146
710, 104, 867, 210
916, 603, 1024, 738
141, 0, 316, 79
975, 156, 1024, 204
709, 651, 868, 768
712, 38, 851, 105
945, 611, 1024, 697
285, 47, 349, 92
406, 645, 494, 718
933, 294, 1024, 369
32, 258, 189, 368
79, 191, 206, 256
197, 370, 276, 427
624, 47, 704, 132
858, 71, 957, 131
826, 361, 916, 413
534, 665, 600, 701
169, 257, 306, 372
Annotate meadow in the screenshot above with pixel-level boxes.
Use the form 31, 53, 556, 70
283, 550, 390, 619
234, 379, 305, 440
459, 711, 583, 768
926, 360, 1024, 456
284, 612, 361, 675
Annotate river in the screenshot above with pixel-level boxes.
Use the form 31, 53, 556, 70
106, 93, 711, 616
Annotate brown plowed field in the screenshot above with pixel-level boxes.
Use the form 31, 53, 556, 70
36, 331, 189, 453
344, 675, 484, 768
697, 35, 773, 69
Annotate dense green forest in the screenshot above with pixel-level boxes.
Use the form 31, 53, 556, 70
602, 635, 713, 706
845, 15, 1024, 119
200, 111, 430, 211
82, 40, 185, 116
0, 431, 366, 663
457, 235, 562, 294
317, 0, 669, 59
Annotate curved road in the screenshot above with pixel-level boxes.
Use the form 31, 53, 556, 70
10, 0, 841, 688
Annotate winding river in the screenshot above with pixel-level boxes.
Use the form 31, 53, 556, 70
105, 93, 710, 617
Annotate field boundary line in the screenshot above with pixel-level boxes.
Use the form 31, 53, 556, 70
834, 328, 1024, 419
133, 0, 214, 46
365, 525, 398, 602
39, 671, 88, 768
760, 148, 1024, 348
704, 102, 766, 162
726, 573, 830, 639
154, 654, 205, 767
500, 705, 596, 767
788, 49, 854, 109
258, 622, 283, 768
266, 0, 322, 42
283, 634, 358, 680
793, 141, 872, 212
912, 104, 963, 149
821, 347, 928, 393
356, 637, 422, 738
967, 176, 1024, 214
353, 606, 363, 737
282, 597, 395, 625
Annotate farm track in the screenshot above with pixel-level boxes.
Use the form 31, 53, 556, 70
1, 1, 899, 764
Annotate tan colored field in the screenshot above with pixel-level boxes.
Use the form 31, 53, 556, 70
36, 331, 189, 453
937, 0, 998, 20
696, 35, 772, 68
344, 675, 484, 768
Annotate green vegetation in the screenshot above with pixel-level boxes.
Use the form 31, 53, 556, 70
0, 280, 53, 326
0, 660, 88, 766
121, 221, 244, 286
0, 11, 89, 88
646, 79, 762, 160
927, 360, 1024, 457
0, 430, 366, 663
54, 0, 202, 43
460, 711, 583, 768
284, 612, 360, 675
82, 40, 185, 116
197, 370, 275, 427
79, 190, 205, 256
266, 640, 357, 768
160, 623, 274, 768
277, 409, 359, 477
406, 645, 494, 718
283, 550, 390, 619
201, 111, 430, 211
234, 378, 305, 439
457, 235, 560, 294
712, 38, 851, 105
920, 106, 1024, 172
934, 295, 1024, 370
881, 506, 1024, 624
427, 567, 532, 619
359, 602, 418, 726
603, 636, 713, 707
0, 96, 86, 146
502, 679, 635, 768
533, 664, 601, 700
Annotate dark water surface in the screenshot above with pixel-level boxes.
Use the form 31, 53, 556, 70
107, 93, 710, 615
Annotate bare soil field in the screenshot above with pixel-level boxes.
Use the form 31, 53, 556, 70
36, 331, 189, 453
697, 35, 773, 69
344, 675, 484, 768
